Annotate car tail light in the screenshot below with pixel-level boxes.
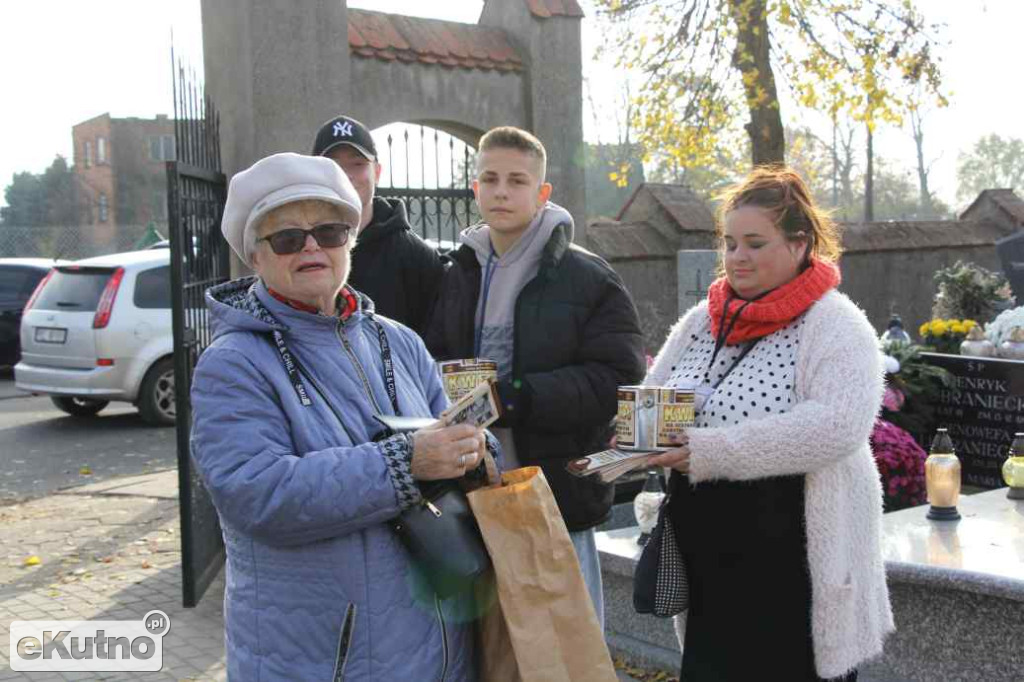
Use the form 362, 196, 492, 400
97, 358, 115, 366
92, 267, 125, 329
24, 270, 54, 312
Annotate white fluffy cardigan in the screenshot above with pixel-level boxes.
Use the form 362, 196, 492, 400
646, 290, 895, 679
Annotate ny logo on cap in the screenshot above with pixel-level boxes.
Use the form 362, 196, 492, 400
333, 121, 354, 138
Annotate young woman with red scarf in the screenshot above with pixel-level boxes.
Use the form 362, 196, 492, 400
644, 168, 893, 681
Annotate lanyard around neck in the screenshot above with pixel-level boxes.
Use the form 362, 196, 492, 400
273, 315, 401, 417
703, 295, 763, 389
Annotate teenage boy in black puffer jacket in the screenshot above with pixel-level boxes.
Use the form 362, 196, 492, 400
425, 126, 645, 626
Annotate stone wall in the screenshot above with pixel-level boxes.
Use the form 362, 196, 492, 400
614, 242, 1006, 347
613, 258, 678, 355
840, 245, 1003, 335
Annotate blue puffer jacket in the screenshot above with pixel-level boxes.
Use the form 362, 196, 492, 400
190, 278, 478, 682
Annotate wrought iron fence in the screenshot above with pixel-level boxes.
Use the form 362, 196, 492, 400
167, 55, 229, 608
376, 124, 478, 248
0, 223, 165, 259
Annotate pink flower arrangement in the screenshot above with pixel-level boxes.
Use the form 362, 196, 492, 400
882, 386, 905, 412
871, 418, 928, 511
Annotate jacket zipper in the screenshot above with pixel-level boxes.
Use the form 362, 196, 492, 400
434, 594, 449, 682
336, 319, 384, 415
332, 603, 357, 682
337, 317, 449, 679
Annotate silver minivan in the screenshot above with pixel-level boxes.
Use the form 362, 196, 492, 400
15, 249, 175, 425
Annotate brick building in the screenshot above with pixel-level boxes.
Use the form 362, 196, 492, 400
72, 113, 175, 242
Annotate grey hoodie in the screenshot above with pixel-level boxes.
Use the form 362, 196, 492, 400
459, 201, 574, 467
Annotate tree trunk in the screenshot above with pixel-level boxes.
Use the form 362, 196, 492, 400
839, 125, 856, 209
910, 109, 934, 217
730, 0, 785, 166
864, 123, 874, 222
831, 119, 839, 206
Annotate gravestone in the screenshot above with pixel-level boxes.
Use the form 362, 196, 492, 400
677, 250, 719, 315
995, 230, 1024, 304
920, 352, 1024, 488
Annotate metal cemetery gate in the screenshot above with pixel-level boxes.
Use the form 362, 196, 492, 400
377, 124, 479, 248
167, 60, 230, 607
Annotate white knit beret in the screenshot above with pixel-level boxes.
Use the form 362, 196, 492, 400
220, 152, 362, 265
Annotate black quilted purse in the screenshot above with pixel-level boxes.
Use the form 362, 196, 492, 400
633, 480, 689, 617
390, 479, 491, 599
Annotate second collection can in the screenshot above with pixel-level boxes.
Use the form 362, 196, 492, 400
616, 386, 696, 451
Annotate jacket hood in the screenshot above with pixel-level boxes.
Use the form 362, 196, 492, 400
459, 201, 573, 266
355, 197, 412, 247
205, 277, 374, 340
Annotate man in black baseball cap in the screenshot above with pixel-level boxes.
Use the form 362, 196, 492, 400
312, 115, 444, 336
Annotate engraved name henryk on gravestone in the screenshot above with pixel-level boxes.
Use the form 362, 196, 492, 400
677, 250, 719, 316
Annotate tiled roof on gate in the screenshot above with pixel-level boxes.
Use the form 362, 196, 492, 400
525, 0, 586, 18
840, 219, 1010, 253
348, 10, 524, 72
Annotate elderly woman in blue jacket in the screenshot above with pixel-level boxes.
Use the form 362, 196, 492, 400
190, 153, 496, 681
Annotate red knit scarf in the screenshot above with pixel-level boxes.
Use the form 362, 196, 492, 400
707, 259, 841, 344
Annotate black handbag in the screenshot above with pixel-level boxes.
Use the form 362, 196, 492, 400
391, 480, 491, 599
268, 323, 491, 599
633, 479, 689, 617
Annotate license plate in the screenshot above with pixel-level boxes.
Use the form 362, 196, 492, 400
34, 327, 67, 344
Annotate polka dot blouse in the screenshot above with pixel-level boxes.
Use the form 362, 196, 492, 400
666, 314, 808, 428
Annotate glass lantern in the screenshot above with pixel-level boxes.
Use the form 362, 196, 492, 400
880, 314, 912, 348
926, 428, 961, 521
1002, 432, 1024, 500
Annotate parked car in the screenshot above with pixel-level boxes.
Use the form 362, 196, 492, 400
0, 258, 62, 368
15, 249, 175, 425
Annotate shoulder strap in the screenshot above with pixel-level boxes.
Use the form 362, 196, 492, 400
372, 318, 401, 416
266, 331, 359, 445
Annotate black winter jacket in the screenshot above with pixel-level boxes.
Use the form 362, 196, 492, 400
425, 223, 645, 530
349, 197, 444, 336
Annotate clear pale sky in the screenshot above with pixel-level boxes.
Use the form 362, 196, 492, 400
1, 0, 1020, 210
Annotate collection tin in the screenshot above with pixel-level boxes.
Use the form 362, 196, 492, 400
438, 358, 498, 402
616, 386, 696, 451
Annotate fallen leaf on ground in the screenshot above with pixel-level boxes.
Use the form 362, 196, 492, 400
79, 466, 92, 475
23, 555, 41, 566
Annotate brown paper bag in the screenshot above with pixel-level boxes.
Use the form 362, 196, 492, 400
468, 467, 618, 682
473, 568, 522, 681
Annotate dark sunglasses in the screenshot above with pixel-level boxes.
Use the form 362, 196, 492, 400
258, 223, 353, 255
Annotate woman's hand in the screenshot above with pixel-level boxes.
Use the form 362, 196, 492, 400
409, 424, 485, 481
647, 433, 691, 473
461, 444, 501, 492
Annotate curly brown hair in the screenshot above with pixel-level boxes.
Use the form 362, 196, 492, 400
716, 166, 842, 264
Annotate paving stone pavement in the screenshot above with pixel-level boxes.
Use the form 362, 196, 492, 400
0, 470, 227, 681
0, 468, 907, 682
